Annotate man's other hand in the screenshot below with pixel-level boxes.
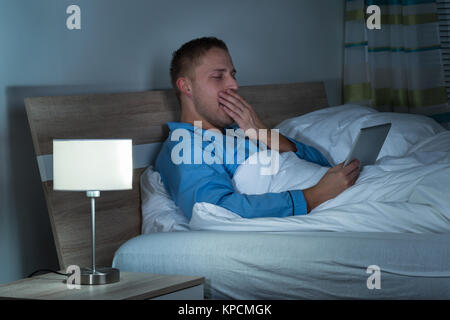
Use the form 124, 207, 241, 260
218, 89, 268, 139
218, 89, 297, 152
303, 159, 361, 213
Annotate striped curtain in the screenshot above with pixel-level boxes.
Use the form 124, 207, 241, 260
344, 0, 449, 115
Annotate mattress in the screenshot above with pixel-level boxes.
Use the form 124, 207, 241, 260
112, 231, 450, 299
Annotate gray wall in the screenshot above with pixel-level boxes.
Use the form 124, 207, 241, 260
0, 0, 345, 284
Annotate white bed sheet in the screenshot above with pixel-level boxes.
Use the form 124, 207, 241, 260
189, 105, 450, 233
191, 131, 450, 233
140, 104, 450, 234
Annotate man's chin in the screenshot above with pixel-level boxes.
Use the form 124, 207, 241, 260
214, 108, 233, 128
221, 116, 235, 128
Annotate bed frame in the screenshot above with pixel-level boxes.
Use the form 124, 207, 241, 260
24, 81, 329, 270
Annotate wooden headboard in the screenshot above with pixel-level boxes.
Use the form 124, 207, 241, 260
24, 81, 329, 270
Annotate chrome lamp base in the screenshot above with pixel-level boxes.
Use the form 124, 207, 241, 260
80, 267, 120, 285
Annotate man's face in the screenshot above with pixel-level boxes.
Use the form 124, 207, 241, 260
189, 47, 238, 128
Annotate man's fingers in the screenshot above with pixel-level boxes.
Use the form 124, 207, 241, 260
352, 173, 360, 185
218, 96, 244, 116
346, 164, 360, 185
225, 90, 252, 109
220, 103, 242, 122
349, 169, 360, 185
342, 159, 360, 174
219, 91, 245, 112
348, 165, 360, 179
331, 160, 360, 186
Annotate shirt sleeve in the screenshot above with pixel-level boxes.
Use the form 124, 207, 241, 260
155, 141, 308, 220
283, 135, 331, 167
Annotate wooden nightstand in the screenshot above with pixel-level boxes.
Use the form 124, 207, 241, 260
0, 271, 204, 300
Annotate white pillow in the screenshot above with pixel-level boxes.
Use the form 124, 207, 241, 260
365, 112, 446, 158
140, 166, 189, 234
277, 104, 445, 166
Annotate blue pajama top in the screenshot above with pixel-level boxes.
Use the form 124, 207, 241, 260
155, 121, 331, 220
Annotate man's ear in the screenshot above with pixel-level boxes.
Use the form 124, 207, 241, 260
176, 77, 192, 98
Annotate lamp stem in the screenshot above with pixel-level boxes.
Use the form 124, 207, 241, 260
80, 190, 120, 285
86, 190, 100, 274
90, 196, 96, 273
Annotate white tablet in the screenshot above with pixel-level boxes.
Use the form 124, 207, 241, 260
344, 123, 391, 167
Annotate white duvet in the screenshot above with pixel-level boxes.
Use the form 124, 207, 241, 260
188, 105, 450, 233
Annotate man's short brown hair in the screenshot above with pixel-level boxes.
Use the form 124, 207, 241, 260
170, 37, 229, 102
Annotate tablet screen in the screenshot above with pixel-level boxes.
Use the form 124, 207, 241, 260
344, 123, 391, 167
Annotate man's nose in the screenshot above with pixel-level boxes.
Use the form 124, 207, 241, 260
226, 75, 238, 91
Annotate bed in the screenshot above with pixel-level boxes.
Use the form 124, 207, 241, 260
25, 81, 450, 299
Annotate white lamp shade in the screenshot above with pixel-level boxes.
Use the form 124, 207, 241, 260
53, 139, 133, 191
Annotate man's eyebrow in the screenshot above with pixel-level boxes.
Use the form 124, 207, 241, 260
211, 68, 237, 73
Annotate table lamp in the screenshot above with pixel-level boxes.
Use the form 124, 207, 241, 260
53, 139, 133, 285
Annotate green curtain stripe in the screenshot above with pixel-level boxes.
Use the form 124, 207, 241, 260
344, 84, 448, 108
345, 10, 365, 21
386, 13, 438, 25
344, 83, 372, 102
345, 11, 438, 25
